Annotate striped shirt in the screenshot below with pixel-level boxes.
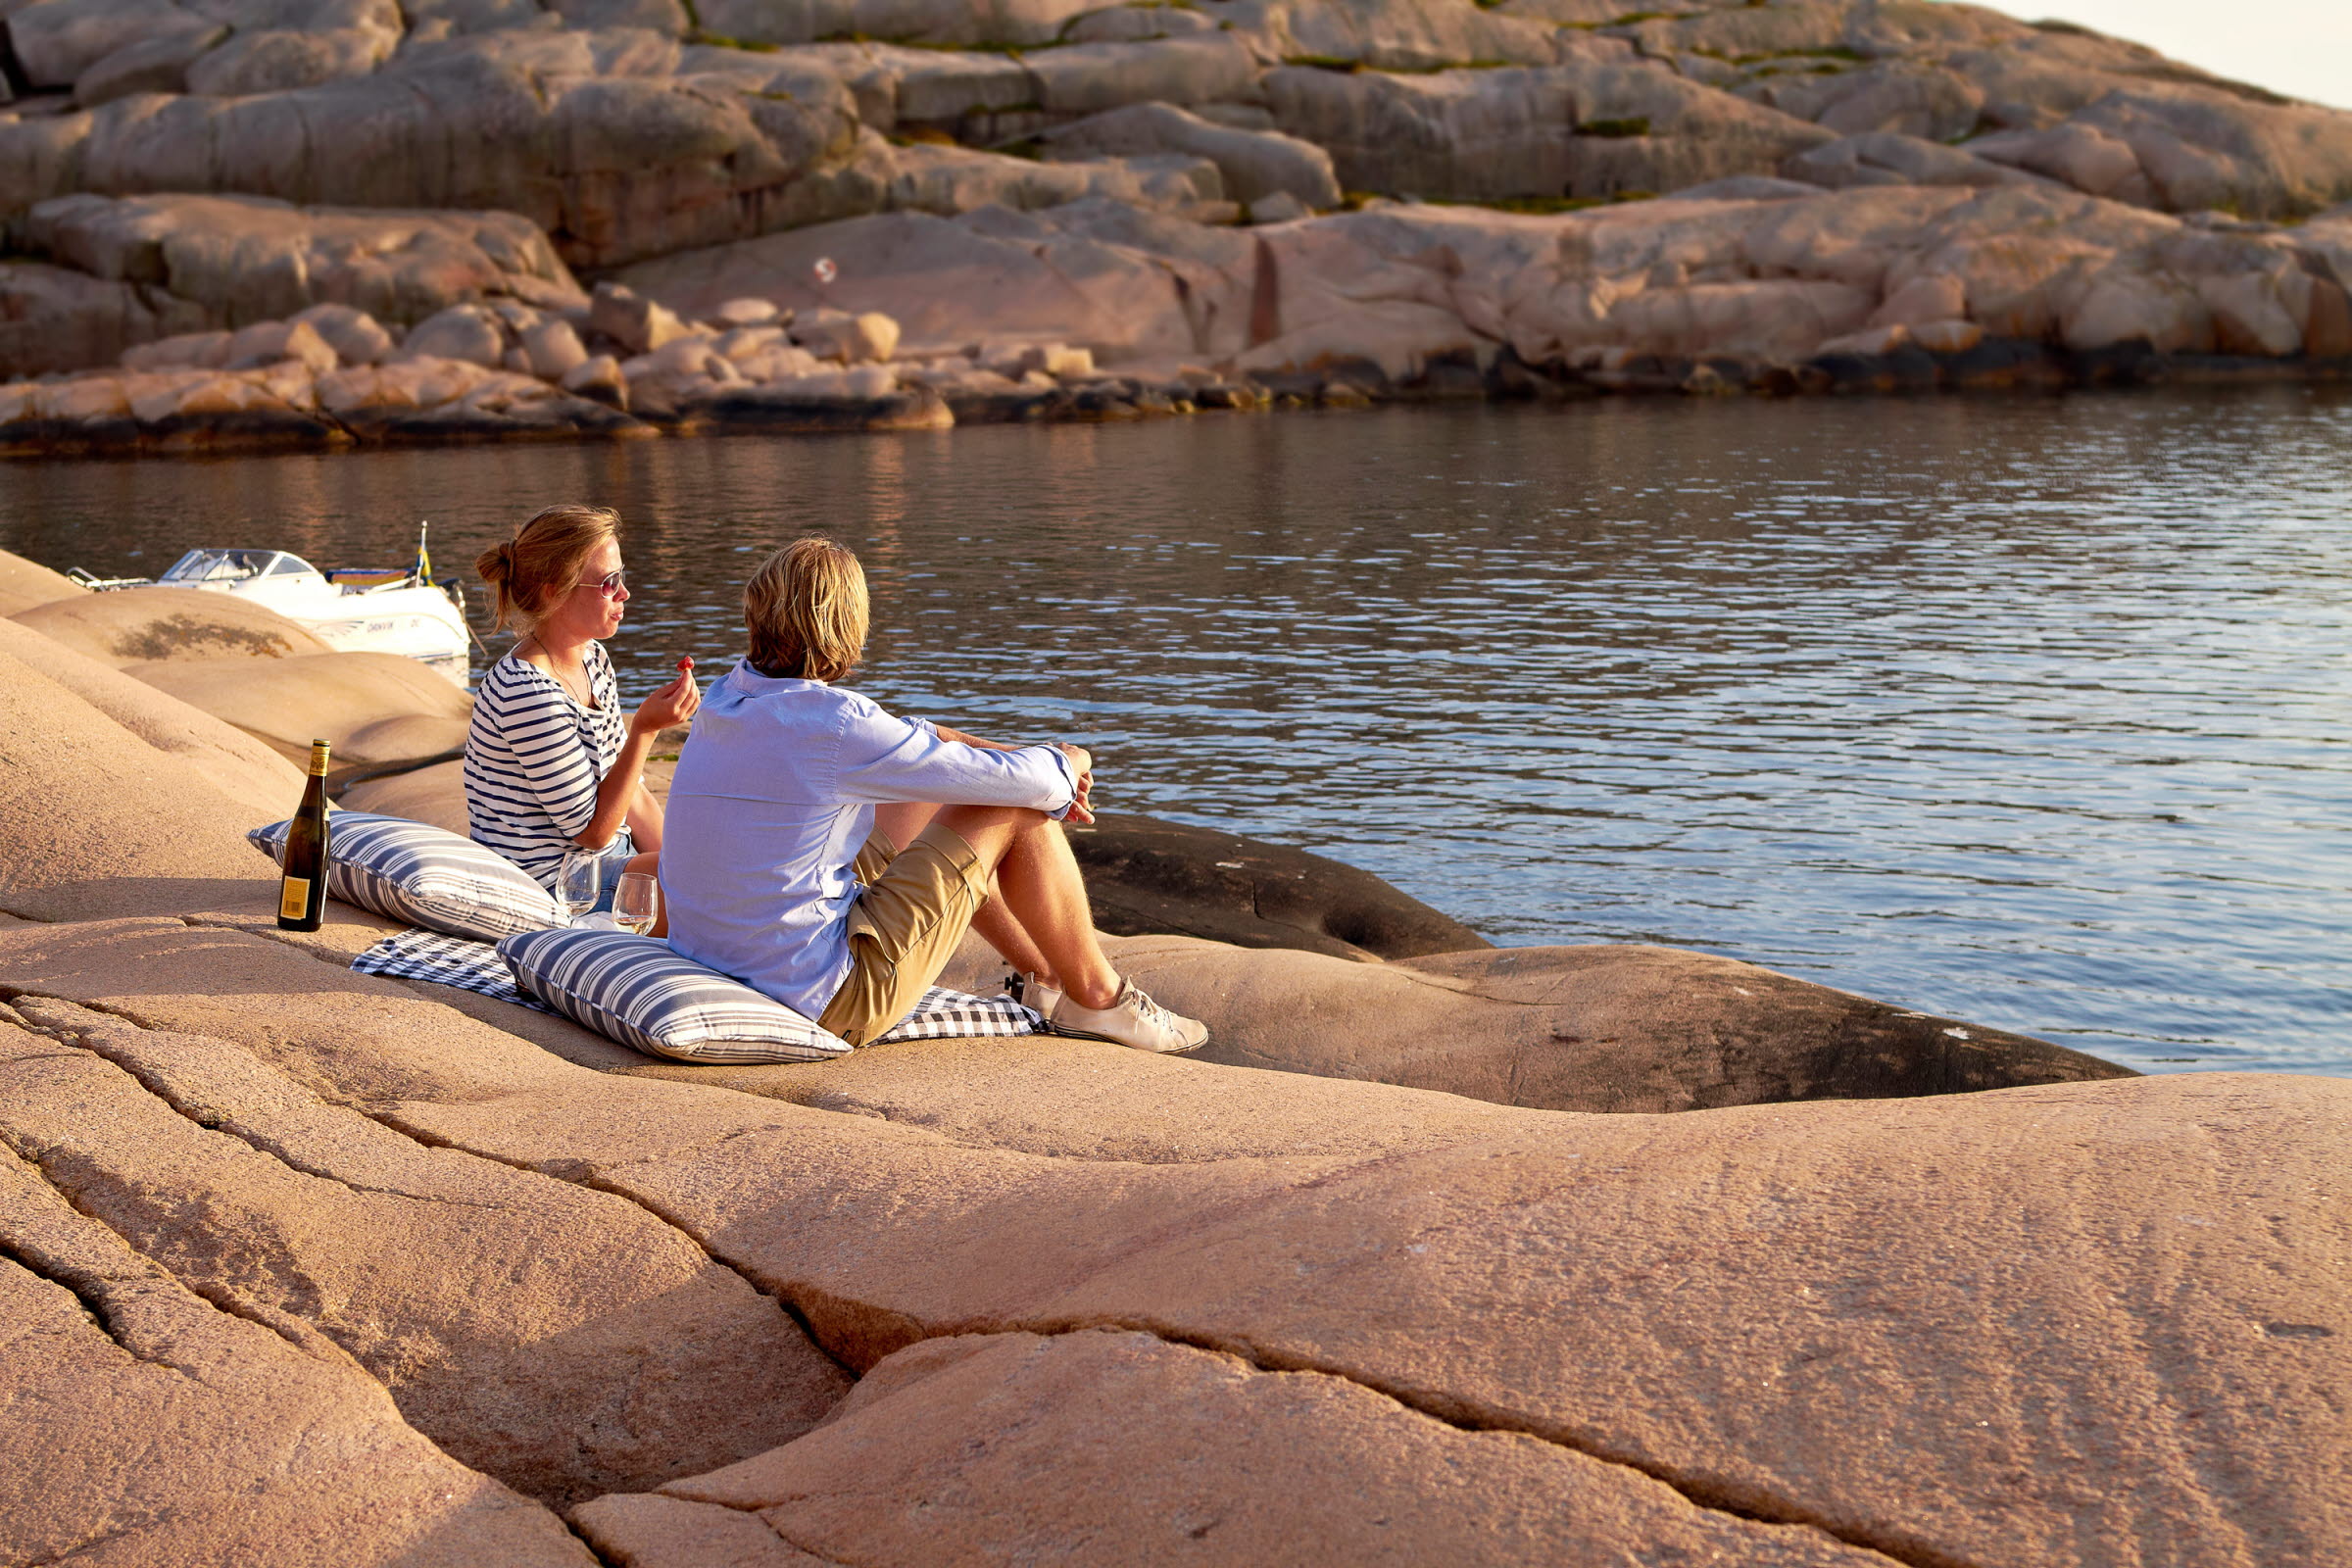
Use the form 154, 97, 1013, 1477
464, 644, 630, 887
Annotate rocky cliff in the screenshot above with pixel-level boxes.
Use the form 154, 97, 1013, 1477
0, 0, 2347, 456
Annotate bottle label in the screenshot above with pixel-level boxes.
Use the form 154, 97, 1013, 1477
308, 741, 331, 778
279, 876, 313, 921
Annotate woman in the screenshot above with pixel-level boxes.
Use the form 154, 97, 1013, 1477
465, 504, 699, 915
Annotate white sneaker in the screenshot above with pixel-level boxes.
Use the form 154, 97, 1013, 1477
1032, 976, 1208, 1054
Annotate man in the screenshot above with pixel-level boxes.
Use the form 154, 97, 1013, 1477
662, 536, 1209, 1054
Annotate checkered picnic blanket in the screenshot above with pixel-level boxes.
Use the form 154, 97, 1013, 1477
350, 928, 1042, 1044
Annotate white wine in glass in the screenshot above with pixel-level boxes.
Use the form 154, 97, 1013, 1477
557, 850, 602, 926
613, 871, 660, 936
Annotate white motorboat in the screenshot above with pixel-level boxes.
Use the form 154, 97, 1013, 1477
72, 525, 474, 685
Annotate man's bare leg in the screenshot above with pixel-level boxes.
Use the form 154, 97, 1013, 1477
930, 805, 1120, 1009
879, 801, 1055, 983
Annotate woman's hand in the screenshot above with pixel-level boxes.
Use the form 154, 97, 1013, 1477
631, 656, 700, 737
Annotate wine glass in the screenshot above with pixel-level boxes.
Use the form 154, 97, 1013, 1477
612, 871, 660, 937
557, 850, 602, 926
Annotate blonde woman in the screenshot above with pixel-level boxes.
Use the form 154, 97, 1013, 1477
466, 504, 699, 914
662, 535, 1207, 1054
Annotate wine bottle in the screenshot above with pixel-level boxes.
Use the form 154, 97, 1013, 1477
277, 739, 332, 932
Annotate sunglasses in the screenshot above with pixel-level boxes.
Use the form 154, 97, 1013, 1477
576, 567, 628, 598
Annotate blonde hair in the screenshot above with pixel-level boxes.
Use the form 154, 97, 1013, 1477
744, 536, 868, 683
475, 504, 618, 631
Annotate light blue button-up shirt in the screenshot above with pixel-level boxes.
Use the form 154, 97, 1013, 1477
662, 661, 1077, 1020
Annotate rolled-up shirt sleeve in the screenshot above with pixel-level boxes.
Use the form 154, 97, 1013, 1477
833, 697, 1078, 815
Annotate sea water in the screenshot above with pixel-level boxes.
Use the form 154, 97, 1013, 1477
7, 385, 2347, 1074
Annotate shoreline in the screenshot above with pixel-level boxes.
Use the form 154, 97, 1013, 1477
4, 337, 2346, 465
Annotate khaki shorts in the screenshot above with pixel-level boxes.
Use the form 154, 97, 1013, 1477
816, 821, 992, 1048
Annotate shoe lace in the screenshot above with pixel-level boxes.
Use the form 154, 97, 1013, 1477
1127, 987, 1177, 1029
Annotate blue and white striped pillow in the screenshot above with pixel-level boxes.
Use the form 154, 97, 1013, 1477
496, 927, 852, 1064
248, 810, 565, 941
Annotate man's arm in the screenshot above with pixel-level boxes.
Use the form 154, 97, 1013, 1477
836, 701, 1086, 819
890, 718, 1094, 822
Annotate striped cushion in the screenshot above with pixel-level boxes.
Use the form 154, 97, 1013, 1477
497, 927, 851, 1064
248, 811, 565, 942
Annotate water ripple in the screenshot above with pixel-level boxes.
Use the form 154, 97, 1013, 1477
3, 387, 2347, 1075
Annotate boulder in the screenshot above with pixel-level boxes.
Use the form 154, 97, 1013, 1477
0, 547, 86, 616
124, 649, 472, 766
562, 352, 630, 406
0, 54, 858, 274
788, 306, 901, 364
1069, 810, 1489, 958
0, 1006, 851, 1507
72, 18, 225, 108
520, 316, 589, 379
580, 1329, 1889, 1567
1967, 120, 2155, 204
549, 0, 690, 30
121, 328, 233, 370
842, 43, 1037, 127
1236, 0, 1561, 72
398, 303, 507, 367
1785, 129, 2036, 191
221, 318, 339, 373
0, 1134, 593, 1568
12, 193, 583, 371
589, 281, 692, 356
2056, 88, 2352, 221
692, 0, 1101, 49
5, 0, 190, 89
1038, 101, 1343, 208
1266, 56, 1838, 202
1024, 33, 1260, 116
1064, 4, 1219, 44
709, 296, 780, 326
0, 260, 213, 379
1250, 188, 1311, 223
289, 301, 395, 365
182, 25, 389, 96
315, 359, 649, 442
11, 586, 331, 666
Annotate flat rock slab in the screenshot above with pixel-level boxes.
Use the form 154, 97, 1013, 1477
0, 1135, 593, 1568
0, 1005, 850, 1506
1102, 932, 2132, 1111
0, 613, 301, 814
0, 545, 84, 614
579, 1328, 1888, 1567
0, 920, 2339, 1568
127, 648, 472, 765
13, 584, 330, 664
0, 637, 279, 920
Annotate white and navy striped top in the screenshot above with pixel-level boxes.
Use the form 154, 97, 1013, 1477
464, 644, 628, 887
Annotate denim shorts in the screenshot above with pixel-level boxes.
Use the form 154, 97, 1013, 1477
579, 831, 637, 913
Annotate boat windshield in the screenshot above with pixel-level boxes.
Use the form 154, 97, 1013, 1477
161, 549, 316, 583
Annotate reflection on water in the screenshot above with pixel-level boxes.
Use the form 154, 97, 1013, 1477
6, 388, 2349, 1076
